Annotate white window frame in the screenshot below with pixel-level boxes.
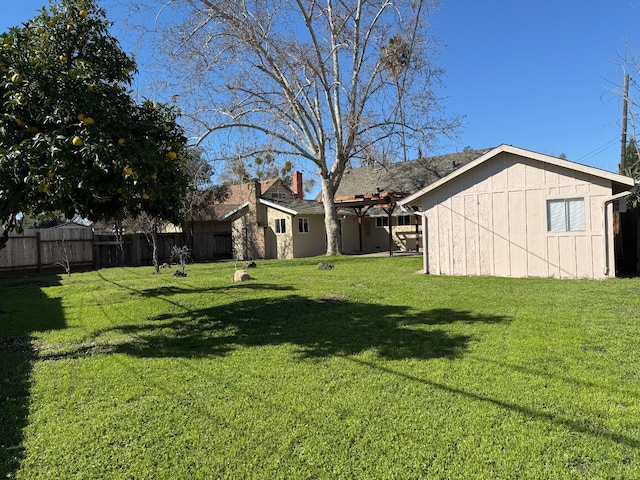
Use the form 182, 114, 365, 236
375, 216, 389, 228
275, 218, 286, 234
397, 215, 412, 226
547, 198, 586, 232
298, 217, 309, 234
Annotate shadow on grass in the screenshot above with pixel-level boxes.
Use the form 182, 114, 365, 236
136, 283, 296, 298
98, 295, 509, 361
0, 276, 66, 479
345, 356, 640, 450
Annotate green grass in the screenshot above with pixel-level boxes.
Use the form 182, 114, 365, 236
1, 256, 640, 479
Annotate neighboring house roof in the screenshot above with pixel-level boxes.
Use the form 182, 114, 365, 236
400, 144, 636, 206
219, 202, 250, 221
226, 178, 294, 204
333, 148, 493, 199
196, 177, 296, 221
260, 198, 326, 216
51, 221, 90, 229
202, 203, 246, 221
219, 198, 326, 221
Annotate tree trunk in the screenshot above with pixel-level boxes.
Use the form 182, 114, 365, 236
320, 177, 342, 256
151, 222, 160, 274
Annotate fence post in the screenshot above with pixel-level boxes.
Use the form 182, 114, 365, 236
36, 231, 42, 273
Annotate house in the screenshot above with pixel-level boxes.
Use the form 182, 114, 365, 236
220, 151, 491, 259
193, 175, 300, 234
399, 144, 636, 279
219, 172, 329, 259
332, 149, 491, 254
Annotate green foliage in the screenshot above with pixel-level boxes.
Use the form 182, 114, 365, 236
1, 258, 640, 478
0, 0, 189, 247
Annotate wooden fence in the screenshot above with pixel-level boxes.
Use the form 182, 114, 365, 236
93, 232, 232, 269
1, 227, 232, 274
0, 227, 94, 274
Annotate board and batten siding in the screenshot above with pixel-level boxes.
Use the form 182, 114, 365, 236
420, 152, 613, 279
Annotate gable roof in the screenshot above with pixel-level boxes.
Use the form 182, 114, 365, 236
399, 144, 636, 206
333, 148, 493, 198
224, 178, 294, 204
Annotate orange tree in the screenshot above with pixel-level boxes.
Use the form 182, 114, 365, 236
0, 0, 189, 251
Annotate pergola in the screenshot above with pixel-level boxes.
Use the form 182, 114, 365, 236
334, 191, 419, 256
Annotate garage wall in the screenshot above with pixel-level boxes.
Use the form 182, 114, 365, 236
420, 152, 614, 279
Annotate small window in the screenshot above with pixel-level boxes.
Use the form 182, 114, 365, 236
298, 217, 309, 233
397, 215, 412, 226
275, 218, 286, 234
375, 217, 389, 228
547, 198, 585, 232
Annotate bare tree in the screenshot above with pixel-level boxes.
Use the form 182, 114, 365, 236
136, 0, 459, 255
169, 244, 191, 275
52, 232, 72, 276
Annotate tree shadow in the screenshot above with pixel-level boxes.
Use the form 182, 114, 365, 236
344, 356, 640, 450
97, 295, 510, 361
135, 283, 296, 298
0, 275, 66, 479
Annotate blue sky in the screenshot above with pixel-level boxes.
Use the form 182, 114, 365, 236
431, 1, 640, 172
3, 0, 640, 174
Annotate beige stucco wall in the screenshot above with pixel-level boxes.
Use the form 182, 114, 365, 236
231, 213, 266, 260
340, 216, 419, 254
264, 208, 327, 259
339, 217, 360, 254
292, 215, 327, 258
419, 152, 617, 279
265, 208, 293, 259
339, 217, 390, 254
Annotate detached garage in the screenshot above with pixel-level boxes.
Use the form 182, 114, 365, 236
399, 145, 636, 279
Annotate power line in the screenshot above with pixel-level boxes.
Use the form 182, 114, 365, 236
576, 137, 620, 163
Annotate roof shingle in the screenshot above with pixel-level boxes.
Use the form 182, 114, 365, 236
334, 148, 493, 198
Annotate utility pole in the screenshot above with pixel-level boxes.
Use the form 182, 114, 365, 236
620, 73, 630, 174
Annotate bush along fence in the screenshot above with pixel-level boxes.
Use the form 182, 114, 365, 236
0, 226, 232, 275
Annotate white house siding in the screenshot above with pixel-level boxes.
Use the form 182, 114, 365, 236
420, 152, 614, 279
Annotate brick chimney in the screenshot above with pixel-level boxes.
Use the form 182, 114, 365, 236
292, 171, 303, 199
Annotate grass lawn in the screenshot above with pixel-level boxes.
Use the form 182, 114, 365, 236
1, 256, 640, 479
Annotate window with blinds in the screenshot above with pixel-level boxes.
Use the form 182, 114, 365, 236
547, 198, 585, 232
